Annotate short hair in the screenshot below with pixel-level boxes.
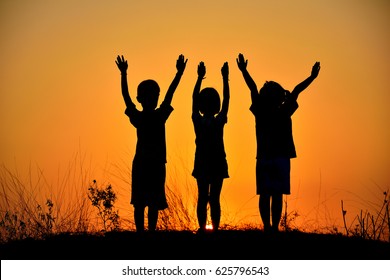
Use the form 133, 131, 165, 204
198, 87, 221, 115
137, 79, 160, 104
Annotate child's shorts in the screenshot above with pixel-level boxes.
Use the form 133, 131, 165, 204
256, 157, 291, 195
131, 159, 168, 210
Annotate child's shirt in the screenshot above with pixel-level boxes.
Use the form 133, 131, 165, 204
125, 102, 173, 164
250, 94, 298, 159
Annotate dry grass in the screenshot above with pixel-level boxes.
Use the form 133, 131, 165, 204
341, 190, 390, 242
0, 162, 93, 242
1, 157, 389, 246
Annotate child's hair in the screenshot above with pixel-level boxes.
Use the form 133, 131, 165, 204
198, 87, 221, 115
137, 79, 160, 108
259, 81, 287, 107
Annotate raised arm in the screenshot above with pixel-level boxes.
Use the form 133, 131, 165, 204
163, 54, 188, 106
291, 61, 321, 100
115, 55, 134, 108
192, 61, 206, 114
236, 53, 258, 102
220, 62, 230, 116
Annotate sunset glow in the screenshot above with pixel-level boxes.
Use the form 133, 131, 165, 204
1, 0, 389, 233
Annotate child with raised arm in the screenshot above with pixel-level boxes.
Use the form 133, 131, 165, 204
192, 61, 230, 233
115, 54, 187, 232
236, 53, 320, 233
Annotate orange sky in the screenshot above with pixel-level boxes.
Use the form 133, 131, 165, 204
1, 0, 389, 231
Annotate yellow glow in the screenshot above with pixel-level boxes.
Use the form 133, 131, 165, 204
1, 0, 389, 232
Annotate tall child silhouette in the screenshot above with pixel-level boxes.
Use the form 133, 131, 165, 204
115, 54, 187, 232
192, 61, 230, 233
236, 53, 320, 233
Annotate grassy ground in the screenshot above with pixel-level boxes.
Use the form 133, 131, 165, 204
1, 163, 389, 261
1, 229, 389, 260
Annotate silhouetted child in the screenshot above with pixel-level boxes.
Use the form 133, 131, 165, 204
236, 53, 320, 233
115, 54, 187, 232
192, 61, 230, 233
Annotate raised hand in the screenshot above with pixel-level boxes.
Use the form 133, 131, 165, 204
221, 62, 229, 79
197, 61, 206, 79
236, 53, 248, 72
311, 62, 321, 79
115, 55, 128, 73
176, 54, 188, 74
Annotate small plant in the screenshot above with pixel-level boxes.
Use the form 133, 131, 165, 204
0, 211, 27, 242
0, 199, 56, 242
341, 190, 389, 242
280, 198, 300, 232
35, 199, 56, 238
0, 157, 94, 242
88, 180, 120, 232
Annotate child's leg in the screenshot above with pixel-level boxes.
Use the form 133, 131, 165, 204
209, 178, 223, 231
134, 206, 145, 232
259, 194, 271, 231
148, 207, 158, 231
271, 194, 283, 232
196, 179, 209, 231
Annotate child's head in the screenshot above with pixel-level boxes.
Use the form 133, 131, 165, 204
136, 79, 160, 110
259, 81, 287, 108
198, 87, 221, 116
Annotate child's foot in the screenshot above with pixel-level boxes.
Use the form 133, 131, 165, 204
271, 225, 279, 234
263, 224, 272, 234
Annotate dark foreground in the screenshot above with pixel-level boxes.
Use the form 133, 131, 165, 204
1, 230, 389, 260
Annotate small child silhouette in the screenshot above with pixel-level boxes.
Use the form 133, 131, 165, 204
115, 54, 187, 232
236, 53, 320, 233
192, 61, 230, 233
